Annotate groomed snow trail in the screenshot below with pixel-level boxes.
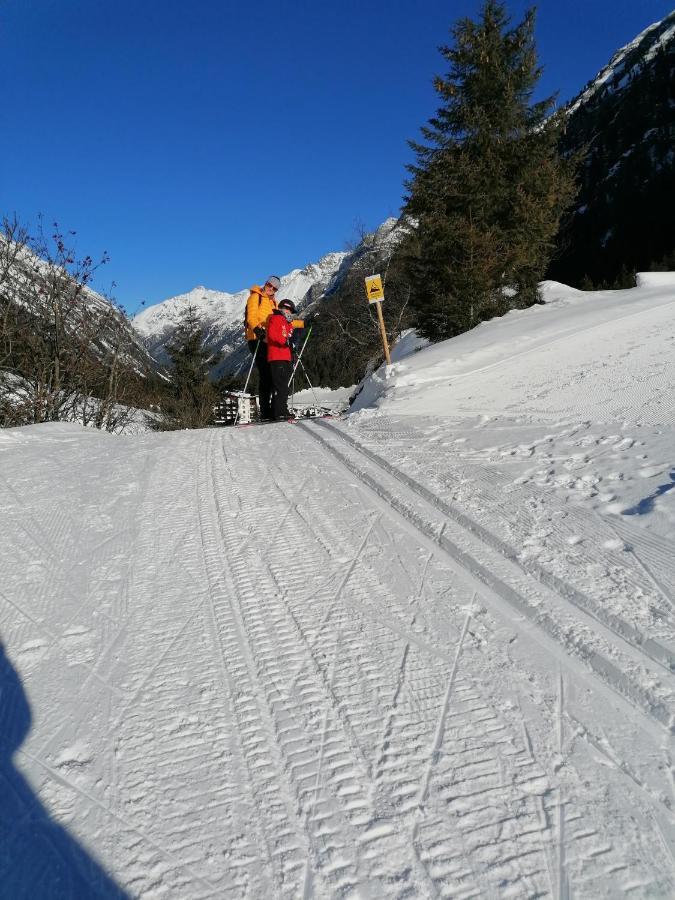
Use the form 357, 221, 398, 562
1, 422, 675, 897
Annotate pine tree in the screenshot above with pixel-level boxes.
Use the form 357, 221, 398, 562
158, 304, 219, 429
404, 0, 578, 341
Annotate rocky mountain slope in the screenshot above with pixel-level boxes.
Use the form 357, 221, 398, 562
1, 233, 155, 377
548, 11, 675, 287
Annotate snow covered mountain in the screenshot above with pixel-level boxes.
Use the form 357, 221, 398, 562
549, 10, 675, 287
132, 218, 404, 378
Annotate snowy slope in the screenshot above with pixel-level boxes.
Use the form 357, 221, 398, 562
2, 276, 675, 897
353, 277, 675, 425
352, 276, 675, 541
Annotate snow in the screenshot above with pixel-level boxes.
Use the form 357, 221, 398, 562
291, 385, 354, 415
352, 279, 675, 426
2, 276, 675, 897
636, 271, 675, 288
390, 327, 429, 363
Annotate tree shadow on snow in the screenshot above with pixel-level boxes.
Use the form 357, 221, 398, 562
0, 640, 129, 898
621, 468, 675, 517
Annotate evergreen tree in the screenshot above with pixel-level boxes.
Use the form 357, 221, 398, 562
157, 304, 219, 429
404, 0, 578, 341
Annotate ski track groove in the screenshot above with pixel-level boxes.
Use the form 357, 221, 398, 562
357, 420, 675, 666
304, 419, 675, 727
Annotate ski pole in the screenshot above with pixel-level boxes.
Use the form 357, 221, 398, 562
287, 325, 312, 387
296, 355, 321, 410
234, 338, 259, 426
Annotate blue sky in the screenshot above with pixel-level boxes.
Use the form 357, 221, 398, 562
2, 0, 672, 314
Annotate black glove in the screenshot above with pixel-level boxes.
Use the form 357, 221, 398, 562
253, 326, 265, 340
290, 331, 303, 352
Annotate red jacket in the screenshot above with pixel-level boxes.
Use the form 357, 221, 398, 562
266, 310, 293, 362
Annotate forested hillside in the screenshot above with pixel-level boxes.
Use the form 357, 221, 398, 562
548, 12, 675, 287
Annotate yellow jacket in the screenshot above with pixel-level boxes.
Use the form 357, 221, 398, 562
244, 286, 277, 342
244, 285, 305, 340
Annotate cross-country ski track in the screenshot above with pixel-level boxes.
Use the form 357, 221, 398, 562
2, 418, 675, 898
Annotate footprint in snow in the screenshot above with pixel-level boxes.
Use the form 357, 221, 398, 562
638, 464, 668, 478
53, 742, 93, 770
602, 539, 626, 551
17, 639, 48, 658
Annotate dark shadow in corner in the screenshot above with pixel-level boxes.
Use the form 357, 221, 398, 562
0, 640, 129, 898
622, 469, 675, 517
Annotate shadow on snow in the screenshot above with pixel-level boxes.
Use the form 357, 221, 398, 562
0, 640, 129, 898
622, 468, 675, 517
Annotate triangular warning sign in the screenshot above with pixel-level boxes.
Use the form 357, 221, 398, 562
364, 274, 384, 302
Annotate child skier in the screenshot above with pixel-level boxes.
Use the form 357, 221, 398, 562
266, 299, 300, 421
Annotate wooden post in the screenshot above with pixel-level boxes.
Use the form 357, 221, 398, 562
374, 300, 391, 365
364, 274, 392, 366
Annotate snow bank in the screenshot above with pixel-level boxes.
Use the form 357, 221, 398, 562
291, 384, 354, 413
390, 327, 429, 362
635, 271, 675, 288
351, 277, 675, 426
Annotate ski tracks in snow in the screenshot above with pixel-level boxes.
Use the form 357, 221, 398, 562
293, 418, 675, 896
201, 421, 674, 896
2, 422, 675, 897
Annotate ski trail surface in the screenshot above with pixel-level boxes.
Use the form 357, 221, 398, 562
1, 417, 674, 898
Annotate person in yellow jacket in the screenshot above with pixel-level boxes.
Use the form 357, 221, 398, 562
244, 276, 280, 420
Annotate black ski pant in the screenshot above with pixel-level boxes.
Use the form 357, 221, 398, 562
248, 339, 273, 419
270, 359, 292, 421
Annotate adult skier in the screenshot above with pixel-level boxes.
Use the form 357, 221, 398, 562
244, 276, 280, 420
266, 299, 300, 421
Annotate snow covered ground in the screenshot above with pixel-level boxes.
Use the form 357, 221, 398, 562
291, 385, 354, 416
2, 276, 675, 898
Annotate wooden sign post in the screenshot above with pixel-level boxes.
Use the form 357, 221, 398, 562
364, 274, 391, 365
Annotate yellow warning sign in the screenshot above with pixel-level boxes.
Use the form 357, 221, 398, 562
365, 273, 384, 303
